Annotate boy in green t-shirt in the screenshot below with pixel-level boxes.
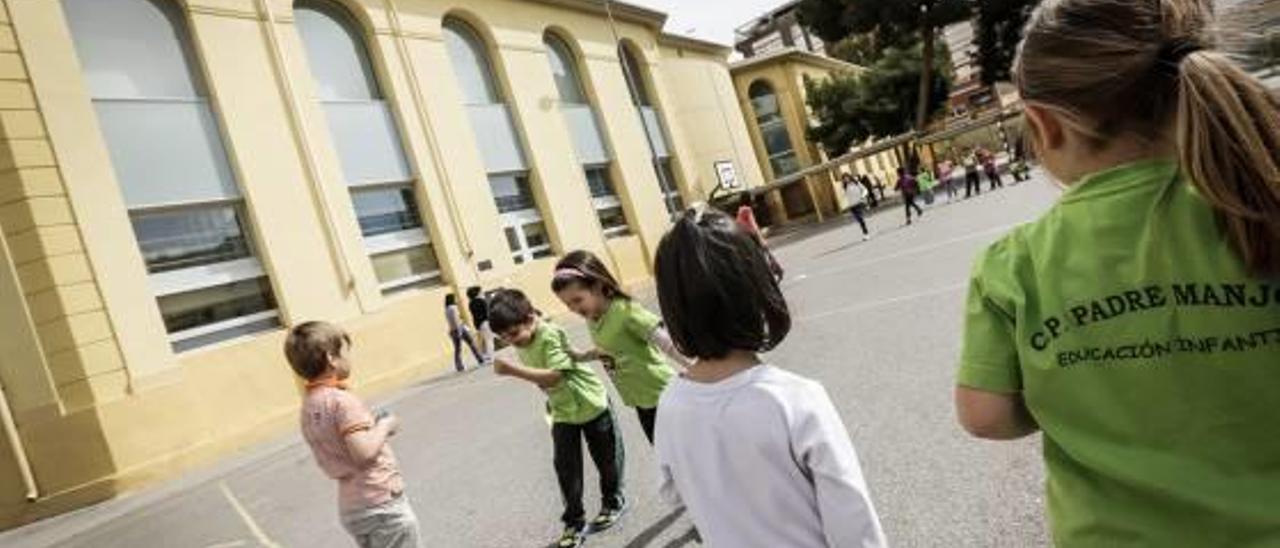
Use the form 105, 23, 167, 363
488, 289, 626, 548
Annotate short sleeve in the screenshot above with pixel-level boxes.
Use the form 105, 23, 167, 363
622, 302, 661, 341
957, 238, 1024, 393
334, 391, 374, 437
543, 327, 578, 372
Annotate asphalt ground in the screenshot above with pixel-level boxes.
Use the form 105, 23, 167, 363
0, 172, 1059, 548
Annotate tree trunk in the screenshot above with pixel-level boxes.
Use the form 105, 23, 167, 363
916, 23, 936, 131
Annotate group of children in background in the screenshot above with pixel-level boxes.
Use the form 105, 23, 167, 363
283, 207, 888, 548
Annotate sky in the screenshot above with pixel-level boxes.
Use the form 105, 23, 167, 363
625, 0, 791, 48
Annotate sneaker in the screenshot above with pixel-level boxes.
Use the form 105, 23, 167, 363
588, 501, 628, 533
557, 524, 586, 548
862, 234, 871, 242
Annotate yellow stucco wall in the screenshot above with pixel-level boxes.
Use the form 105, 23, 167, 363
656, 43, 765, 198
0, 0, 756, 529
730, 52, 900, 222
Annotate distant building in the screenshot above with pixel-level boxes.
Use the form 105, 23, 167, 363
941, 20, 1018, 124
734, 1, 827, 59
728, 2, 906, 227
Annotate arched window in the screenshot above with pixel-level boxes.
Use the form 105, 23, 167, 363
749, 80, 800, 178
64, 0, 279, 352
545, 34, 586, 105
544, 33, 628, 238
618, 43, 682, 216
444, 18, 550, 264
295, 0, 440, 293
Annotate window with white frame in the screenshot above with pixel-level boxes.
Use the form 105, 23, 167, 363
545, 33, 630, 238
749, 80, 800, 178
445, 19, 552, 263
63, 0, 279, 352
294, 0, 441, 294
619, 44, 684, 217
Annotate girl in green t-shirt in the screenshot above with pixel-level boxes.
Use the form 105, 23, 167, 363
551, 251, 691, 444
955, 0, 1280, 545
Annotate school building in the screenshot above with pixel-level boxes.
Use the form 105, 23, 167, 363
0, 0, 764, 529
730, 44, 903, 227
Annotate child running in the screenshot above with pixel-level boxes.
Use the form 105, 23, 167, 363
284, 322, 421, 548
955, 0, 1280, 545
551, 250, 689, 444
652, 207, 887, 548
488, 289, 626, 548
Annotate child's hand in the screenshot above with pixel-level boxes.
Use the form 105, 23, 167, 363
380, 414, 400, 437
493, 357, 515, 376
599, 354, 618, 371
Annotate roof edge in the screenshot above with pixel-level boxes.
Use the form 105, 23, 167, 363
658, 33, 733, 56
730, 47, 862, 74
527, 0, 668, 32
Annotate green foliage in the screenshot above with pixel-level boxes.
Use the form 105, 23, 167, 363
975, 0, 1038, 85
806, 43, 952, 156
827, 34, 887, 66
798, 0, 970, 129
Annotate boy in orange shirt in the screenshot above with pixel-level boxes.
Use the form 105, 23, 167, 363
285, 322, 421, 548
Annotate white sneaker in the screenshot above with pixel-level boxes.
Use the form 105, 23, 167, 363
862, 234, 871, 241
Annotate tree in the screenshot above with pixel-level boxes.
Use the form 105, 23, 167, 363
827, 34, 887, 66
975, 0, 1038, 85
806, 43, 952, 157
798, 0, 970, 130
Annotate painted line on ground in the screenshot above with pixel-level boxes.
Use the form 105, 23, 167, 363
796, 282, 968, 324
204, 541, 248, 548
800, 222, 1023, 282
218, 482, 280, 548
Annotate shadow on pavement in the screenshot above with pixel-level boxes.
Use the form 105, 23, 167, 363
659, 526, 701, 548
621, 506, 688, 548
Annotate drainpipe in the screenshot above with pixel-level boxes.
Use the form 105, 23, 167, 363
254, 0, 360, 297
384, 0, 477, 264
0, 381, 37, 501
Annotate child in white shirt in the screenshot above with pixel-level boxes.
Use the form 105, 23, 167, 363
651, 206, 888, 548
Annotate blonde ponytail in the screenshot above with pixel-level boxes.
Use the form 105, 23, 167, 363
1176, 51, 1280, 275
1015, 0, 1280, 276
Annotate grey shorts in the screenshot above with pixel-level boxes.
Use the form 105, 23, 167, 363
340, 493, 422, 548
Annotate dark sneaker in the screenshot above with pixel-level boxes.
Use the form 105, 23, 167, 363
557, 524, 586, 548
588, 501, 628, 534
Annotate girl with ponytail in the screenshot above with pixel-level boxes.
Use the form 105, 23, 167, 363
953, 1, 1280, 545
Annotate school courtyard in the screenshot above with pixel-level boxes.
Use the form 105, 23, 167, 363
0, 173, 1057, 548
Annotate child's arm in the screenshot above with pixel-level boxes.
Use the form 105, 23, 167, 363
647, 327, 693, 369
493, 357, 563, 389
342, 411, 399, 467
955, 387, 1038, 440
793, 384, 888, 548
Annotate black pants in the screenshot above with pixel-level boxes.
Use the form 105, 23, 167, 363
862, 184, 879, 208
987, 170, 1004, 190
636, 407, 657, 444
450, 329, 483, 371
904, 195, 923, 223
965, 172, 981, 197
849, 204, 869, 235
553, 409, 625, 527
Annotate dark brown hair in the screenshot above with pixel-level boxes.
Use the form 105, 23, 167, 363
486, 288, 539, 334
283, 321, 350, 381
654, 207, 791, 360
551, 250, 630, 300
1016, 0, 1280, 275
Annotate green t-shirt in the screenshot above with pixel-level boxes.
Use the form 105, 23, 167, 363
589, 299, 675, 409
516, 322, 608, 425
958, 160, 1280, 546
